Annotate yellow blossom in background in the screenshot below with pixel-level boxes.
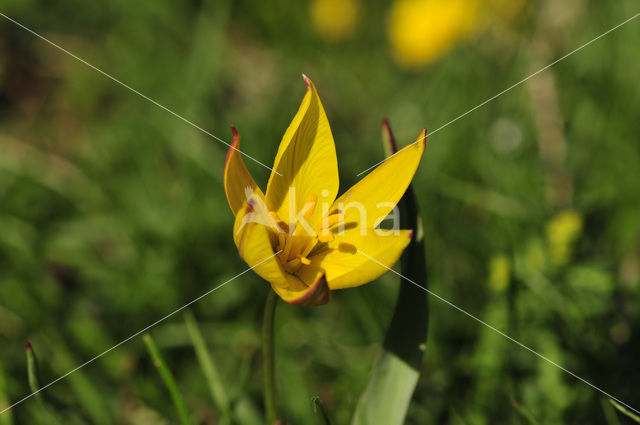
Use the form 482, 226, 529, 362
310, 0, 360, 42
386, 0, 526, 69
545, 209, 583, 266
488, 254, 510, 292
387, 0, 477, 69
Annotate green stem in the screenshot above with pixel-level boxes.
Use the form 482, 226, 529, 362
143, 334, 192, 425
262, 289, 279, 424
184, 311, 231, 424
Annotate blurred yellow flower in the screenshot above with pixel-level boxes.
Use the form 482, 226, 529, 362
388, 0, 477, 68
545, 209, 583, 266
310, 0, 360, 42
387, 0, 526, 69
488, 254, 510, 292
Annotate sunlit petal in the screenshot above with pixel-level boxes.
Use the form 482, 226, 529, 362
310, 230, 413, 289
234, 200, 330, 305
331, 130, 425, 231
265, 76, 339, 229
224, 127, 265, 215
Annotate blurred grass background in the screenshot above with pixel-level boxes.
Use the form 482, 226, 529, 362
1, 0, 639, 423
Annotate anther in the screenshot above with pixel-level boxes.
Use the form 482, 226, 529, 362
323, 213, 345, 229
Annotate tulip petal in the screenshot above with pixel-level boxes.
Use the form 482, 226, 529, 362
276, 267, 331, 306
331, 130, 425, 231
224, 127, 265, 215
233, 200, 330, 306
311, 230, 413, 289
265, 76, 339, 229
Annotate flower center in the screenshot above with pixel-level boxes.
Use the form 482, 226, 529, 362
270, 194, 344, 274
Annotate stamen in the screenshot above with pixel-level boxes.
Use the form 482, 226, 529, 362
282, 235, 294, 260
301, 241, 315, 258
318, 230, 334, 243
287, 236, 304, 260
285, 258, 302, 272
323, 213, 345, 229
269, 211, 289, 233
300, 257, 311, 265
303, 194, 318, 218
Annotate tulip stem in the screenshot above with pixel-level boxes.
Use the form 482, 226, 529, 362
262, 288, 279, 423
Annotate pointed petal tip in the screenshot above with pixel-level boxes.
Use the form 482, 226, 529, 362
224, 128, 241, 174
25, 341, 32, 351
408, 229, 414, 240
382, 118, 398, 154
302, 73, 311, 87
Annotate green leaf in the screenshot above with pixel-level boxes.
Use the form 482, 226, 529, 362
610, 399, 640, 423
601, 397, 621, 425
0, 359, 14, 425
183, 310, 232, 425
143, 334, 193, 425
351, 120, 429, 425
24, 343, 63, 425
311, 396, 333, 425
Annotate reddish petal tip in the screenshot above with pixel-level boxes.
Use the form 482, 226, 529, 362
408, 229, 414, 240
289, 274, 331, 306
230, 126, 238, 139
302, 74, 311, 87
25, 342, 32, 351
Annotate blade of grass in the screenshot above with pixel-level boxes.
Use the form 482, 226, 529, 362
610, 399, 640, 423
601, 397, 622, 425
25, 343, 42, 404
25, 343, 62, 425
510, 399, 542, 425
311, 397, 332, 425
183, 310, 231, 424
143, 334, 192, 425
47, 331, 111, 424
0, 360, 14, 425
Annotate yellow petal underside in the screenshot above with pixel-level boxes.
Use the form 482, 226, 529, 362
309, 230, 412, 289
265, 76, 339, 228
233, 200, 330, 305
224, 128, 265, 215
331, 130, 425, 230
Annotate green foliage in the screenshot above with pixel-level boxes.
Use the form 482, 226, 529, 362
0, 1, 639, 424
143, 334, 192, 425
184, 310, 232, 423
610, 400, 640, 424
352, 120, 428, 425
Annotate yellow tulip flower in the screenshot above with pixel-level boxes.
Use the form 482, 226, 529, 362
224, 76, 425, 306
